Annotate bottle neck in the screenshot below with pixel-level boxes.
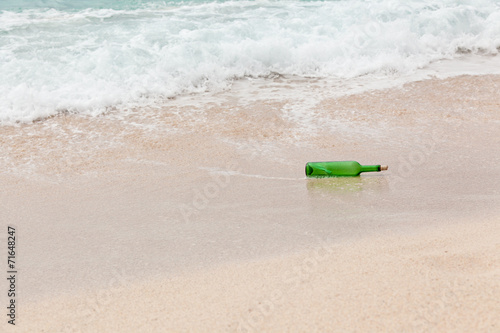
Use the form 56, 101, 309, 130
360, 165, 380, 173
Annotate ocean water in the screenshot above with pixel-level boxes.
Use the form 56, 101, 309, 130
1, 0, 499, 122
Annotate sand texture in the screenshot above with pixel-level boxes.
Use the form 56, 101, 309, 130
11, 217, 500, 332
1, 74, 499, 331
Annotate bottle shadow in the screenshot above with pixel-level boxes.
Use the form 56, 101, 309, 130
306, 175, 389, 202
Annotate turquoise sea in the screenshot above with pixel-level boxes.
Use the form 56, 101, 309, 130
1, 0, 499, 122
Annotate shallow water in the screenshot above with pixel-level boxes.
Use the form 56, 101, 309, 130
1, 0, 500, 122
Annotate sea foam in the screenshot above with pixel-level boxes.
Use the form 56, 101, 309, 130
1, 0, 499, 122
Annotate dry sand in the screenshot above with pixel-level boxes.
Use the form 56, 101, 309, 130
1, 74, 499, 331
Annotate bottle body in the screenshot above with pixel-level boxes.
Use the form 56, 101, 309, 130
305, 161, 386, 177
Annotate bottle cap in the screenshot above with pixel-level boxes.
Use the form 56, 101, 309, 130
380, 165, 388, 171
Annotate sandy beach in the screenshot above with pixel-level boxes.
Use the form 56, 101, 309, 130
1, 74, 499, 331
16, 216, 500, 332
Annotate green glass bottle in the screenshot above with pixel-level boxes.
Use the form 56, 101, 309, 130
305, 161, 388, 177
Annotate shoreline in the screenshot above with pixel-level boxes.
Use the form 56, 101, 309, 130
2, 54, 500, 125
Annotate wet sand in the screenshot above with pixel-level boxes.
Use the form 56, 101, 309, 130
16, 217, 500, 332
1, 74, 499, 331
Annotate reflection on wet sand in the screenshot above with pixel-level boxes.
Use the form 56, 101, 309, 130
304, 175, 392, 236
306, 175, 389, 199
